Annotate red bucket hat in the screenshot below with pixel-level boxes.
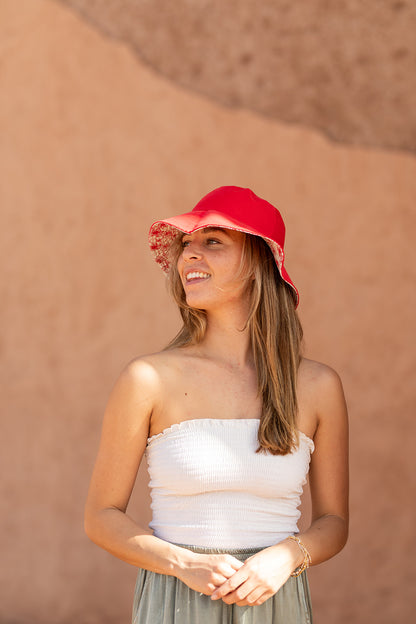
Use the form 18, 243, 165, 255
148, 186, 299, 307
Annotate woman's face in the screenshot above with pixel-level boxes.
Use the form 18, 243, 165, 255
176, 227, 249, 312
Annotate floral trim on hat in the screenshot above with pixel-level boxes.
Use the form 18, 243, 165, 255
149, 223, 183, 273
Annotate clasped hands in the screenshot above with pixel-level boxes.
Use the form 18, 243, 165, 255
178, 541, 298, 607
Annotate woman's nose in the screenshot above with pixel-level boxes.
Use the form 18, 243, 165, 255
182, 241, 203, 261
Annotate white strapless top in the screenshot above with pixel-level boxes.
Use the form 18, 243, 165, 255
145, 418, 314, 549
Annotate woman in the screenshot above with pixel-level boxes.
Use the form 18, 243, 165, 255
85, 186, 349, 623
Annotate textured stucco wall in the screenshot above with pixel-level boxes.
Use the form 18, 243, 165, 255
58, 0, 416, 153
1, 1, 415, 623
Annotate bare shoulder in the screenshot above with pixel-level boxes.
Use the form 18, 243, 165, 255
111, 355, 159, 407
298, 358, 347, 428
299, 358, 344, 392
116, 348, 189, 405
122, 348, 201, 436
117, 350, 175, 398
126, 348, 190, 381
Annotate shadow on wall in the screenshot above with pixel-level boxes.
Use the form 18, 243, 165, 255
58, 0, 416, 153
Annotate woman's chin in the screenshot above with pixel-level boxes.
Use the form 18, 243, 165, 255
185, 297, 207, 311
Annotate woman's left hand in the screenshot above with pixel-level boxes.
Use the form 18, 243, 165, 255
210, 540, 301, 606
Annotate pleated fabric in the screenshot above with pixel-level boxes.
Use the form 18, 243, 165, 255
132, 546, 312, 624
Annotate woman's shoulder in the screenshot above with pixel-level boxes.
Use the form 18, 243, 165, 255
299, 357, 343, 388
121, 348, 202, 433
299, 357, 347, 428
121, 347, 193, 388
299, 358, 348, 438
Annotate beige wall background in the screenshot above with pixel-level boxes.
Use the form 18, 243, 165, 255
1, 1, 415, 622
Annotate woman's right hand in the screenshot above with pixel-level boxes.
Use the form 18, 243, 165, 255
174, 550, 244, 595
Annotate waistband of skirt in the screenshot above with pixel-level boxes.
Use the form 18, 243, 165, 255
172, 543, 266, 558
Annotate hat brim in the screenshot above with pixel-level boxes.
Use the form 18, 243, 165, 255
149, 212, 299, 308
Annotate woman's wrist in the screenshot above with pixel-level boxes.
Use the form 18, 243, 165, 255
285, 535, 312, 576
280, 537, 304, 570
167, 544, 197, 579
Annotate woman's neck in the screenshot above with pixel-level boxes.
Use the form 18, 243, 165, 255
197, 310, 254, 369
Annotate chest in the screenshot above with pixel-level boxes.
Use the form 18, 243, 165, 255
158, 362, 262, 428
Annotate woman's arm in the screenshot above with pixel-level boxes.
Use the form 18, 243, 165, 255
294, 365, 349, 562
211, 364, 349, 606
84, 359, 243, 592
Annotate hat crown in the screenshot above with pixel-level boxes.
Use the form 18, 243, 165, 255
191, 186, 286, 248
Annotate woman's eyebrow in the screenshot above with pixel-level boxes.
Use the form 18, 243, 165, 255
181, 228, 232, 241
201, 227, 231, 236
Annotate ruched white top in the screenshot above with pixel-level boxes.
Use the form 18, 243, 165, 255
146, 418, 314, 549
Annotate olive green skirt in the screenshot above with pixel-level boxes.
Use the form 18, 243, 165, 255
132, 545, 312, 624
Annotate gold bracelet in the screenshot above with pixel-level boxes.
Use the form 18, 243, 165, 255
288, 535, 312, 577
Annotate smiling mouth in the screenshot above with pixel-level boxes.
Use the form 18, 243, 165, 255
185, 271, 211, 282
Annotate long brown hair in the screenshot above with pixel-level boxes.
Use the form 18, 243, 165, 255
165, 233, 303, 455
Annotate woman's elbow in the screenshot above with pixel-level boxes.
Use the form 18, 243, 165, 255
329, 513, 349, 551
84, 505, 102, 544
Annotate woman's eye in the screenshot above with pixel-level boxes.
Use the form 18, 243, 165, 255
180, 237, 221, 248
